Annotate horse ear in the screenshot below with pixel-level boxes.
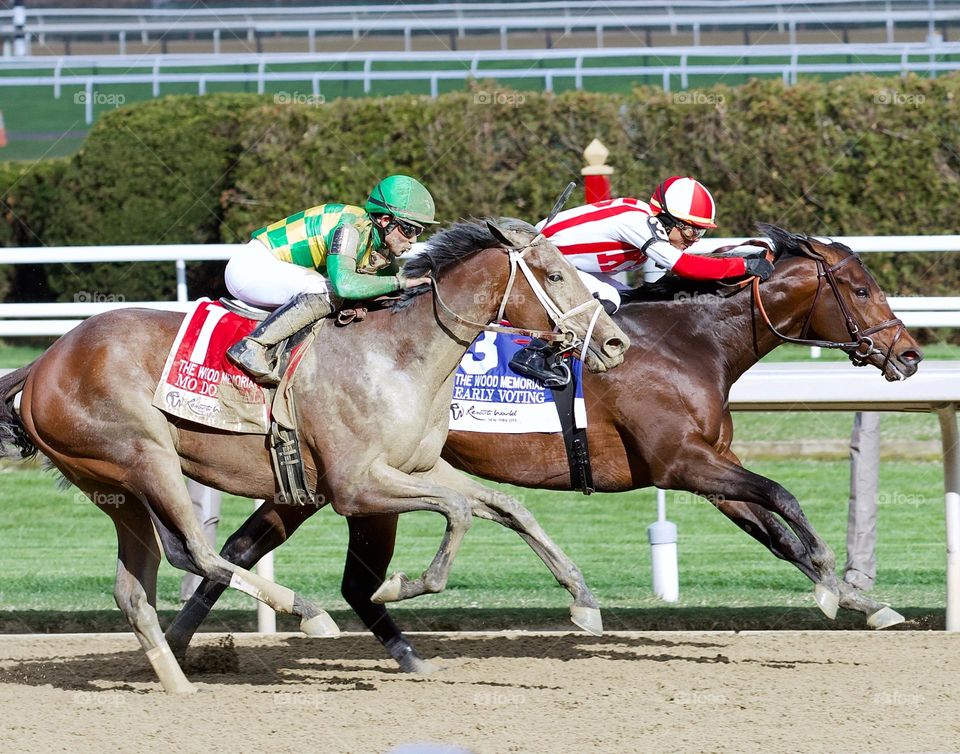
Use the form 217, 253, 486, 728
486, 220, 518, 249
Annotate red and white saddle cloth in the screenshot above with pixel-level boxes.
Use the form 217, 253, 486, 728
152, 299, 272, 433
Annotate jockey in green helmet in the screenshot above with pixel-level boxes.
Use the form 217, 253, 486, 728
225, 175, 437, 384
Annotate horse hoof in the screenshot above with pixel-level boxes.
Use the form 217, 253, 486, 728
371, 572, 405, 604
398, 654, 439, 674
867, 606, 905, 630
300, 610, 340, 638
570, 605, 603, 636
814, 583, 839, 620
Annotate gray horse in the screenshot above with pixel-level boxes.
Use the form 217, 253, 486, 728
0, 219, 628, 693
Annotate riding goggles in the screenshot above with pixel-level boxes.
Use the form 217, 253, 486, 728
393, 217, 425, 240
674, 220, 707, 243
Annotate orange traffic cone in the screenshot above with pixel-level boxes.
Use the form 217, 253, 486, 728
0, 111, 6, 148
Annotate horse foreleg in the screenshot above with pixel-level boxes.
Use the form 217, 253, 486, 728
343, 515, 435, 673
426, 459, 602, 635
95, 487, 196, 694
661, 440, 841, 619
165, 501, 321, 660
336, 462, 472, 604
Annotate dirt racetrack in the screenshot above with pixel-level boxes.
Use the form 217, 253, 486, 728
0, 630, 957, 754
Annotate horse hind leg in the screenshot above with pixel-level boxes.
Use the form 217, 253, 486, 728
663, 441, 842, 618
343, 515, 435, 673
131, 454, 339, 638
165, 502, 320, 661
712, 496, 901, 625
93, 486, 196, 694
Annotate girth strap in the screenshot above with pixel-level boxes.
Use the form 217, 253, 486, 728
550, 372, 594, 495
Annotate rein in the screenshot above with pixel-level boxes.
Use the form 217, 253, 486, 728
752, 245, 905, 370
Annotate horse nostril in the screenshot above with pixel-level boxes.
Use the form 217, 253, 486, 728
603, 338, 627, 357
900, 349, 923, 366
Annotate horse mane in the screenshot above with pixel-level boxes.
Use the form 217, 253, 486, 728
393, 218, 534, 311
622, 222, 840, 306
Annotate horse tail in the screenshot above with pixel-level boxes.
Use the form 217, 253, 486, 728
0, 362, 38, 460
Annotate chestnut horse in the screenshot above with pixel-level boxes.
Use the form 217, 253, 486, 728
0, 219, 629, 692
162, 224, 922, 672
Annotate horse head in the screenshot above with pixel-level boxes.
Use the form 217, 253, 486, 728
758, 223, 923, 381
405, 218, 629, 374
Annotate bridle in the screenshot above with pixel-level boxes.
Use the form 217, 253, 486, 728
429, 237, 605, 363
751, 241, 906, 371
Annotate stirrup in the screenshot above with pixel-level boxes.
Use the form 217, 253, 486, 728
509, 350, 572, 388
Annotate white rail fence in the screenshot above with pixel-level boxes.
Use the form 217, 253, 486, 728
2, 239, 959, 632
2, 236, 959, 337
5, 42, 960, 125
3, 4, 960, 55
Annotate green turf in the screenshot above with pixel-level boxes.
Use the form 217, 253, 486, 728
0, 458, 947, 615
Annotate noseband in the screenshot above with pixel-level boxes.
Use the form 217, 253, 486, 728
753, 245, 906, 371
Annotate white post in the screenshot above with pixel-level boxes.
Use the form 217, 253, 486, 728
254, 499, 277, 634
648, 489, 679, 602
937, 407, 960, 631
175, 259, 188, 302
13, 0, 26, 58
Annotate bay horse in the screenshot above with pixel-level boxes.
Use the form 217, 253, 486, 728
0, 219, 629, 693
162, 224, 923, 672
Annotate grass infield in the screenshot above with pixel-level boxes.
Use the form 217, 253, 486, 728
0, 345, 954, 627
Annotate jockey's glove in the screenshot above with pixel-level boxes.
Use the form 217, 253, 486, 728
743, 256, 774, 281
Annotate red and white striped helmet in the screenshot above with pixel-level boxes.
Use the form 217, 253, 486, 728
649, 176, 717, 229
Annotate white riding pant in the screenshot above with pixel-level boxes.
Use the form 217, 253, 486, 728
224, 239, 330, 309
576, 270, 630, 312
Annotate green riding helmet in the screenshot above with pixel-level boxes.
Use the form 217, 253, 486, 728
365, 175, 437, 227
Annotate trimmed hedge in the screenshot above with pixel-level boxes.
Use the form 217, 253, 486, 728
40, 94, 254, 302
4, 74, 960, 308
0, 158, 70, 302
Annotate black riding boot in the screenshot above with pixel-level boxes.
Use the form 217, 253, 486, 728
227, 293, 333, 385
508, 338, 571, 387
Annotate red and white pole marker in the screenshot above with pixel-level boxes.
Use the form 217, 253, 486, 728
581, 138, 613, 203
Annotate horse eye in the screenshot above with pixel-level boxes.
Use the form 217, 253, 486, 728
855, 287, 869, 299
548, 272, 563, 283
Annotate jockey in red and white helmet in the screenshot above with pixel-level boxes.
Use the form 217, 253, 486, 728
509, 176, 773, 384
